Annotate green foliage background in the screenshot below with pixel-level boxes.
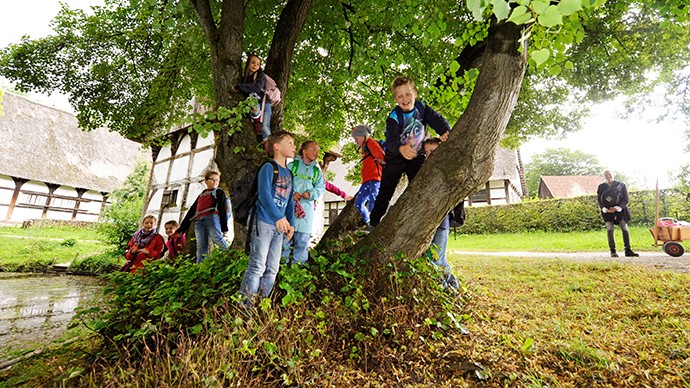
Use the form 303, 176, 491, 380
98, 161, 150, 251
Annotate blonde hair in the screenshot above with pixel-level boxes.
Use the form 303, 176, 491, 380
141, 214, 157, 224
266, 131, 294, 156
391, 76, 418, 94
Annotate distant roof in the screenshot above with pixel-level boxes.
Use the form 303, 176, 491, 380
539, 175, 603, 198
490, 147, 521, 181
0, 92, 145, 192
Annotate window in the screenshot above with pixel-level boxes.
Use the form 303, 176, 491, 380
161, 190, 179, 207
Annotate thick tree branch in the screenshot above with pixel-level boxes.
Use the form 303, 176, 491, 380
189, 0, 218, 45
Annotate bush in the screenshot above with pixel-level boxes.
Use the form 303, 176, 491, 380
79, 248, 470, 385
98, 162, 149, 250
459, 189, 690, 234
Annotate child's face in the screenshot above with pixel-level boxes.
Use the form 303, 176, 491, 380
394, 83, 417, 112
353, 136, 365, 146
205, 174, 220, 189
248, 56, 261, 73
142, 218, 155, 232
164, 224, 177, 236
302, 143, 320, 163
424, 142, 439, 156
275, 137, 296, 159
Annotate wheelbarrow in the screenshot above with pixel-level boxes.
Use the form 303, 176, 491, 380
650, 218, 690, 257
649, 181, 689, 257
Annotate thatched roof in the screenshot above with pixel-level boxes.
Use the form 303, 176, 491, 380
0, 92, 145, 192
539, 175, 603, 199
490, 147, 521, 182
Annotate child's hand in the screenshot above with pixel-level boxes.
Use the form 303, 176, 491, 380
439, 132, 450, 142
293, 192, 302, 201
302, 191, 311, 200
275, 217, 291, 235
287, 226, 295, 240
345, 195, 354, 201
399, 143, 416, 160
374, 158, 386, 165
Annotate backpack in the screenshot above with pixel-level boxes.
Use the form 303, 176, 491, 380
449, 201, 466, 228
602, 183, 623, 208
263, 74, 281, 106
361, 138, 385, 173
291, 160, 320, 185
232, 161, 280, 225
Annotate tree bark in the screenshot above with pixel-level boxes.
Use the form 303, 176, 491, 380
355, 21, 527, 261
190, 0, 313, 247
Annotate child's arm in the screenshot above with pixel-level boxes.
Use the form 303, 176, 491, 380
325, 181, 348, 200
305, 168, 326, 202
257, 163, 286, 223
369, 138, 385, 162
384, 115, 402, 156
234, 72, 266, 96
216, 189, 230, 234
177, 197, 198, 235
145, 235, 165, 259
424, 104, 452, 137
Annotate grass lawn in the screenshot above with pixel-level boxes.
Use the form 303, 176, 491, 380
447, 225, 658, 252
0, 225, 108, 270
448, 253, 690, 386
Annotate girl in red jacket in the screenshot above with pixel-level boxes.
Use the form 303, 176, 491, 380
122, 215, 165, 273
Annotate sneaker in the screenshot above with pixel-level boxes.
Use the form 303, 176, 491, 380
625, 249, 639, 257
610, 250, 619, 258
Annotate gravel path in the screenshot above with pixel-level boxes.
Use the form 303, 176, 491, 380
450, 250, 690, 273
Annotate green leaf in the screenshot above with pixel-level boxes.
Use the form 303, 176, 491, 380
549, 64, 562, 76
538, 5, 563, 28
557, 0, 583, 15
449, 60, 460, 73
564, 60, 574, 70
507, 5, 532, 25
531, 0, 550, 14
467, 0, 488, 21
491, 0, 511, 21
531, 48, 551, 66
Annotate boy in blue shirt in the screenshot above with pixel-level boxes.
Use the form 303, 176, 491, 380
239, 131, 296, 305
369, 77, 451, 226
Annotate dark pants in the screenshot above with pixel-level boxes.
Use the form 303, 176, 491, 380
369, 155, 425, 226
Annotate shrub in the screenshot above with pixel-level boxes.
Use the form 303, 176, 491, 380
79, 248, 470, 385
459, 189, 690, 234
98, 162, 149, 250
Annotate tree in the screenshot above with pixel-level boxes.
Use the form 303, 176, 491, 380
524, 147, 603, 197
2, 0, 689, 260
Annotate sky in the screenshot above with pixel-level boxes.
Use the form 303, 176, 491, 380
1, 0, 688, 190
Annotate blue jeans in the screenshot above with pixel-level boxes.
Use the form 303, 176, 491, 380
281, 231, 310, 265
194, 214, 229, 264
355, 180, 380, 224
240, 220, 284, 304
431, 226, 459, 289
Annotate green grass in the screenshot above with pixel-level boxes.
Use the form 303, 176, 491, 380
0, 225, 108, 270
447, 225, 657, 252
448, 253, 690, 386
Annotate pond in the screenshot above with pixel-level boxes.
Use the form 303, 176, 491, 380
0, 273, 103, 363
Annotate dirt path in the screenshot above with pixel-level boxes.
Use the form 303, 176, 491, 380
450, 250, 690, 273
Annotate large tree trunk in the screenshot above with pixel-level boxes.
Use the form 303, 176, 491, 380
355, 21, 527, 261
191, 0, 313, 247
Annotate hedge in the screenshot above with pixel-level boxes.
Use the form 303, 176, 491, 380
458, 189, 690, 234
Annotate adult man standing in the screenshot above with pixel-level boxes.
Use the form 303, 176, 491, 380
597, 170, 639, 257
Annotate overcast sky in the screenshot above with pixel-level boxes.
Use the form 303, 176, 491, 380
1, 0, 688, 189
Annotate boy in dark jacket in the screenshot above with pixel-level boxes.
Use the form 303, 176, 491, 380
369, 77, 451, 226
